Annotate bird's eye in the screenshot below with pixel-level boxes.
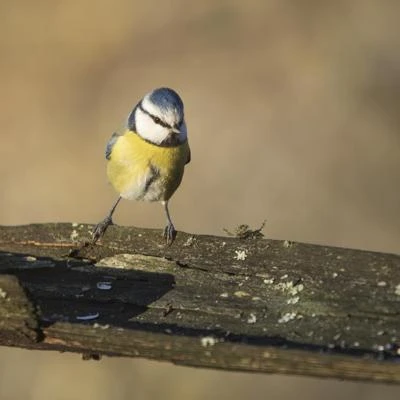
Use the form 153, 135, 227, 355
154, 117, 161, 124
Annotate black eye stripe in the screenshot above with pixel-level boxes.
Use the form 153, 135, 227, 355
139, 103, 171, 129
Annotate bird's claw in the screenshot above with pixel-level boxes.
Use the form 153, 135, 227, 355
163, 223, 177, 246
91, 216, 113, 244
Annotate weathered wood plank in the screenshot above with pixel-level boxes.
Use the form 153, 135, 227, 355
0, 275, 39, 345
0, 223, 399, 383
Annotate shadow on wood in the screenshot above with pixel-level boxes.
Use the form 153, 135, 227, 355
0, 223, 399, 384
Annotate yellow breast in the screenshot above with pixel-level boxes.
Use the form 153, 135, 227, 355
106, 130, 190, 201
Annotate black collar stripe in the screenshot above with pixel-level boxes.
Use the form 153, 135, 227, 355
134, 131, 186, 148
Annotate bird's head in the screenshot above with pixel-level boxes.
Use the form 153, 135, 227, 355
128, 87, 187, 146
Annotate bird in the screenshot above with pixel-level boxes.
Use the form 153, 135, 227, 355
91, 87, 191, 246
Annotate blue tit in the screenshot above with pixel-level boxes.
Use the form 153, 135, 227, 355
92, 87, 191, 245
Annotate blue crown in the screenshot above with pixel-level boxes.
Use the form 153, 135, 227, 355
149, 88, 184, 113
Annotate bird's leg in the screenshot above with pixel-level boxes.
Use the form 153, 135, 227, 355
92, 196, 122, 244
162, 200, 177, 245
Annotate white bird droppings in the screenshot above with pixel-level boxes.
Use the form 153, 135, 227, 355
247, 313, 257, 324
201, 336, 218, 347
263, 278, 274, 284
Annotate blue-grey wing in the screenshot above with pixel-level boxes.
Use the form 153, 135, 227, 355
105, 132, 122, 160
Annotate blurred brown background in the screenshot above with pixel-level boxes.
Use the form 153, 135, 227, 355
1, 0, 400, 399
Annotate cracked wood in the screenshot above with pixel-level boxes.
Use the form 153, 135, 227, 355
0, 223, 400, 384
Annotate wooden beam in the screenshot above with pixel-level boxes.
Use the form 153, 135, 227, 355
0, 223, 399, 383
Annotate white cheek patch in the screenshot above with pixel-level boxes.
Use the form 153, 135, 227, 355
135, 108, 170, 144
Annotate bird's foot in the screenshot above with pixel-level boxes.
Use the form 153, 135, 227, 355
163, 223, 177, 246
91, 216, 113, 244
